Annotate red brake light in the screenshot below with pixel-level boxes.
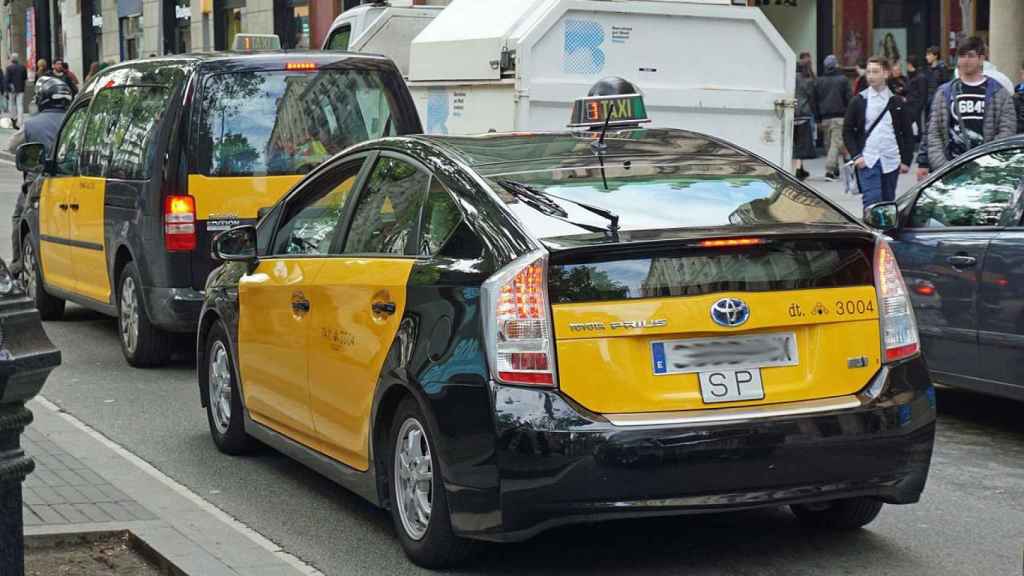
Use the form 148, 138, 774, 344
484, 252, 557, 388
164, 195, 196, 252
286, 62, 317, 71
699, 238, 765, 248
875, 239, 919, 363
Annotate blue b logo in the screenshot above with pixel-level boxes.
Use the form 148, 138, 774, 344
564, 19, 605, 75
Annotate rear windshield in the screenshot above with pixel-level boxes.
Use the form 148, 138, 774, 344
488, 161, 849, 239
195, 68, 400, 176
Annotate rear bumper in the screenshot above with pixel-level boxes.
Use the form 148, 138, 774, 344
465, 358, 935, 542
143, 286, 204, 333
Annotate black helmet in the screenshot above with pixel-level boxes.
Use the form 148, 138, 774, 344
34, 76, 74, 111
587, 76, 642, 97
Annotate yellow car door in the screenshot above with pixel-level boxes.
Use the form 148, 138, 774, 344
38, 105, 89, 292
307, 155, 427, 470
237, 158, 363, 447
71, 87, 127, 303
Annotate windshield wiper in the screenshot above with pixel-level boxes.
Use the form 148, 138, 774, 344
496, 180, 620, 238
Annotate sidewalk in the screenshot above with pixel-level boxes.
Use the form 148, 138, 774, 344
21, 397, 322, 576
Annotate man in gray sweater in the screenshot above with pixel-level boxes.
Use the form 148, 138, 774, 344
927, 36, 1016, 171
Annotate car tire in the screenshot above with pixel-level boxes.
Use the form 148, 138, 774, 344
117, 262, 170, 367
791, 498, 884, 530
204, 321, 252, 455
22, 234, 65, 321
387, 397, 474, 569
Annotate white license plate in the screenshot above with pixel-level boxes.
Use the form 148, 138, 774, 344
698, 369, 765, 404
651, 332, 798, 375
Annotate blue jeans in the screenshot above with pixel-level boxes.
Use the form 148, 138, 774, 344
858, 162, 899, 208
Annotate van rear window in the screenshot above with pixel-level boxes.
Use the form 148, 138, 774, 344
195, 69, 399, 176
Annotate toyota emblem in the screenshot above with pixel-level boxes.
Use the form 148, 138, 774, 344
711, 298, 750, 327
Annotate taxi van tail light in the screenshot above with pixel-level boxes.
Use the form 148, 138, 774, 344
165, 195, 197, 252
482, 250, 558, 388
874, 238, 920, 363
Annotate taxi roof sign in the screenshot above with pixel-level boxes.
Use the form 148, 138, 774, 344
568, 93, 651, 129
232, 33, 282, 52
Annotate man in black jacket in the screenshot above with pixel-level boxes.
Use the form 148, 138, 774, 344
843, 57, 915, 208
5, 54, 27, 129
814, 54, 851, 181
905, 55, 929, 138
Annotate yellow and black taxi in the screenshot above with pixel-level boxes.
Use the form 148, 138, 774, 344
14, 51, 420, 366
197, 97, 935, 567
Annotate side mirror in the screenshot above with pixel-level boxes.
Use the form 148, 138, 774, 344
864, 201, 899, 232
15, 143, 46, 173
212, 225, 257, 263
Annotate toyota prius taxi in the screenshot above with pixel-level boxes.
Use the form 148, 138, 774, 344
196, 93, 936, 568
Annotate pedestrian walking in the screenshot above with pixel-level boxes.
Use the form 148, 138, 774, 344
51, 59, 79, 95
792, 61, 817, 180
35, 59, 49, 79
799, 51, 816, 80
814, 54, 851, 181
852, 58, 868, 94
906, 55, 929, 138
843, 56, 915, 208
927, 36, 1017, 171
888, 61, 908, 99
5, 54, 28, 128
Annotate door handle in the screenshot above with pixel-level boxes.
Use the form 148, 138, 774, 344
372, 301, 397, 316
69, 203, 80, 211
946, 255, 977, 269
58, 203, 68, 210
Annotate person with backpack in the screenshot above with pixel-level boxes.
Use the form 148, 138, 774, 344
927, 36, 1017, 171
843, 56, 915, 208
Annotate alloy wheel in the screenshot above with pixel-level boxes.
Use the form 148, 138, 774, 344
22, 239, 37, 301
208, 340, 233, 434
395, 417, 433, 541
120, 275, 139, 355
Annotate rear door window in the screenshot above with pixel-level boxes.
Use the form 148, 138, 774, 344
80, 87, 130, 177
343, 156, 429, 255
195, 67, 408, 177
326, 25, 351, 50
270, 160, 364, 256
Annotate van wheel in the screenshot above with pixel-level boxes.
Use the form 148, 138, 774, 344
791, 498, 884, 530
22, 235, 65, 320
387, 397, 474, 568
118, 262, 169, 367
205, 321, 252, 454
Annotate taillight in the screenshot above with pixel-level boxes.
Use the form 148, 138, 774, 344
482, 250, 557, 387
874, 238, 919, 363
165, 195, 196, 252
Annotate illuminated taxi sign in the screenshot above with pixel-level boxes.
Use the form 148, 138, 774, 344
568, 93, 651, 129
232, 34, 281, 51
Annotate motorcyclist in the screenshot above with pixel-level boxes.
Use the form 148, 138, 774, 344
6, 75, 73, 276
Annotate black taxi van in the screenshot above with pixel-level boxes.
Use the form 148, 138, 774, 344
196, 93, 935, 567
15, 51, 420, 366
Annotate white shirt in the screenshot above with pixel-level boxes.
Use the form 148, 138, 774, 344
861, 86, 901, 173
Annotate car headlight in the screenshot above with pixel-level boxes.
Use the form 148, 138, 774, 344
0, 257, 17, 297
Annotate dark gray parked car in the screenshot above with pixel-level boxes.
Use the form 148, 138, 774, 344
865, 136, 1024, 402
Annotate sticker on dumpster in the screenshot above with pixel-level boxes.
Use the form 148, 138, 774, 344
564, 19, 605, 75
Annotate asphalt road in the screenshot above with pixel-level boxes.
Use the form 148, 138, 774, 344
2, 159, 1022, 575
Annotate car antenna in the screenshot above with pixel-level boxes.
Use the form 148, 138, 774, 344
592, 108, 613, 190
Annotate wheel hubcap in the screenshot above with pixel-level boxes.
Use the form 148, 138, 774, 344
208, 341, 232, 434
395, 417, 433, 541
22, 240, 37, 301
120, 276, 139, 354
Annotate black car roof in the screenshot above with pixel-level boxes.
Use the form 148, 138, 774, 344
405, 128, 757, 175
90, 50, 395, 76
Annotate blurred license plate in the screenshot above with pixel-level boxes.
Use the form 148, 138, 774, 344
698, 369, 765, 403
651, 332, 798, 375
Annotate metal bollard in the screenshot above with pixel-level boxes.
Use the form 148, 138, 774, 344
0, 257, 61, 576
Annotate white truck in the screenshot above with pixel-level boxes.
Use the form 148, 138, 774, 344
325, 0, 796, 167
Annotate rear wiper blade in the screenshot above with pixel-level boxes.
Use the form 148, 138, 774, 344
497, 180, 621, 237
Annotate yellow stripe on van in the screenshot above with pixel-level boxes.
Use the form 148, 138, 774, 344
188, 175, 304, 221
552, 286, 882, 414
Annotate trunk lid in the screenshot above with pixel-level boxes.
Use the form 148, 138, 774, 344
548, 229, 881, 414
